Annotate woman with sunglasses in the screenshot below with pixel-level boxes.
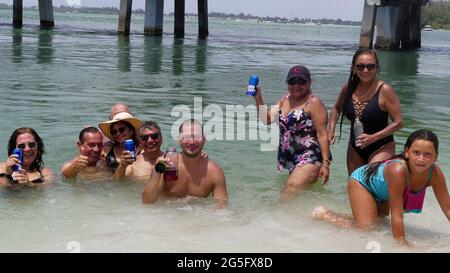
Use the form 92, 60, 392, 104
253, 65, 331, 201
98, 112, 143, 173
0, 127, 55, 186
328, 48, 403, 175
115, 121, 164, 181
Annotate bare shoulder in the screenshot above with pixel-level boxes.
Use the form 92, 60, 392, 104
309, 95, 325, 106
41, 167, 56, 177
384, 161, 407, 183
341, 81, 350, 94
206, 159, 225, 179
379, 82, 398, 97
430, 164, 446, 187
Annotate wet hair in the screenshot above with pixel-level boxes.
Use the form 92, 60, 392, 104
78, 127, 101, 143
7, 127, 45, 172
338, 48, 380, 141
139, 121, 161, 136
364, 129, 439, 183
110, 120, 138, 143
178, 119, 204, 134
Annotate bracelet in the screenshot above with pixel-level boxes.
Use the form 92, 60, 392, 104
323, 159, 331, 164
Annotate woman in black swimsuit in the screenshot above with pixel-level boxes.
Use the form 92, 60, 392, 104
328, 48, 403, 175
0, 127, 55, 186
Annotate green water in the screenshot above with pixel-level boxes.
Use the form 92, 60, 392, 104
0, 10, 449, 252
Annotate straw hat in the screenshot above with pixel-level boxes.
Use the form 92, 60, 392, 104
98, 112, 143, 141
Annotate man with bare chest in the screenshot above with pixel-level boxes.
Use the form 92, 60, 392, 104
115, 121, 164, 182
142, 119, 228, 208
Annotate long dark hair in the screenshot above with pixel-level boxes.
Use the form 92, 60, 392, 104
338, 48, 380, 141
364, 129, 439, 183
7, 127, 45, 172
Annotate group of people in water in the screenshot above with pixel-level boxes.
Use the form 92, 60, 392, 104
0, 48, 449, 245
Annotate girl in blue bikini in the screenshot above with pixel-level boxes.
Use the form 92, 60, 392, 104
313, 129, 450, 245
254, 65, 331, 201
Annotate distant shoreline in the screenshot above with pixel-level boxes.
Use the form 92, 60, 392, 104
0, 4, 361, 27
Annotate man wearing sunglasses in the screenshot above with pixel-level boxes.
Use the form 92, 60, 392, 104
115, 121, 164, 181
61, 127, 110, 180
142, 119, 228, 208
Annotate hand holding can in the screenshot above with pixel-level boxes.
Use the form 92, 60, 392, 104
124, 139, 136, 161
246, 75, 259, 97
12, 148, 23, 172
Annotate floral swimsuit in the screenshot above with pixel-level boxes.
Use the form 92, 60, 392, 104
277, 95, 323, 173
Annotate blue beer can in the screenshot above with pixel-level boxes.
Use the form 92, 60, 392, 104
12, 148, 23, 172
124, 139, 136, 161
246, 75, 259, 97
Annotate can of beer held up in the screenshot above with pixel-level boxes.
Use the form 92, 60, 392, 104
124, 139, 136, 161
246, 75, 259, 97
12, 148, 23, 172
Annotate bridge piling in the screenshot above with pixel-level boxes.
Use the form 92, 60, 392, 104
118, 0, 133, 35
361, 0, 427, 50
359, 1, 377, 48
174, 0, 186, 38
13, 0, 23, 28
198, 0, 209, 39
38, 0, 54, 27
144, 0, 164, 36
375, 5, 401, 49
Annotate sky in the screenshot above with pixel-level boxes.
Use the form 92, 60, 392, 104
0, 0, 366, 21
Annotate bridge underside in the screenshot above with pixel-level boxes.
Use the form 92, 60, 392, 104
12, 0, 209, 38
360, 0, 429, 50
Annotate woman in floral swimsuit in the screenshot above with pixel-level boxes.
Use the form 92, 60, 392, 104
254, 65, 331, 201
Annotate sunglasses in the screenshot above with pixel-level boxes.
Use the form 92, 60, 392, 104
140, 133, 160, 141
355, 63, 377, 72
111, 126, 127, 136
287, 77, 307, 86
17, 141, 38, 149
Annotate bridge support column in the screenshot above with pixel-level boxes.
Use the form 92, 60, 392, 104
118, 0, 133, 35
409, 2, 422, 48
13, 0, 23, 28
144, 0, 164, 36
359, 1, 377, 48
174, 0, 185, 38
375, 5, 401, 50
38, 0, 54, 27
198, 0, 208, 39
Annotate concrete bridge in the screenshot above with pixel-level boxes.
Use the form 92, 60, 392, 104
11, 0, 209, 38
360, 0, 429, 50
10, 0, 431, 50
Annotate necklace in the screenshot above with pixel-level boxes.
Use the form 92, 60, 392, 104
353, 79, 378, 103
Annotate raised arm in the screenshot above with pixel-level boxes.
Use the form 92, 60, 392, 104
142, 157, 166, 204
431, 166, 450, 221
328, 83, 348, 144
115, 150, 134, 181
254, 86, 280, 125
61, 158, 83, 179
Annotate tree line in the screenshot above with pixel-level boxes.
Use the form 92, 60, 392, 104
422, 1, 450, 30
